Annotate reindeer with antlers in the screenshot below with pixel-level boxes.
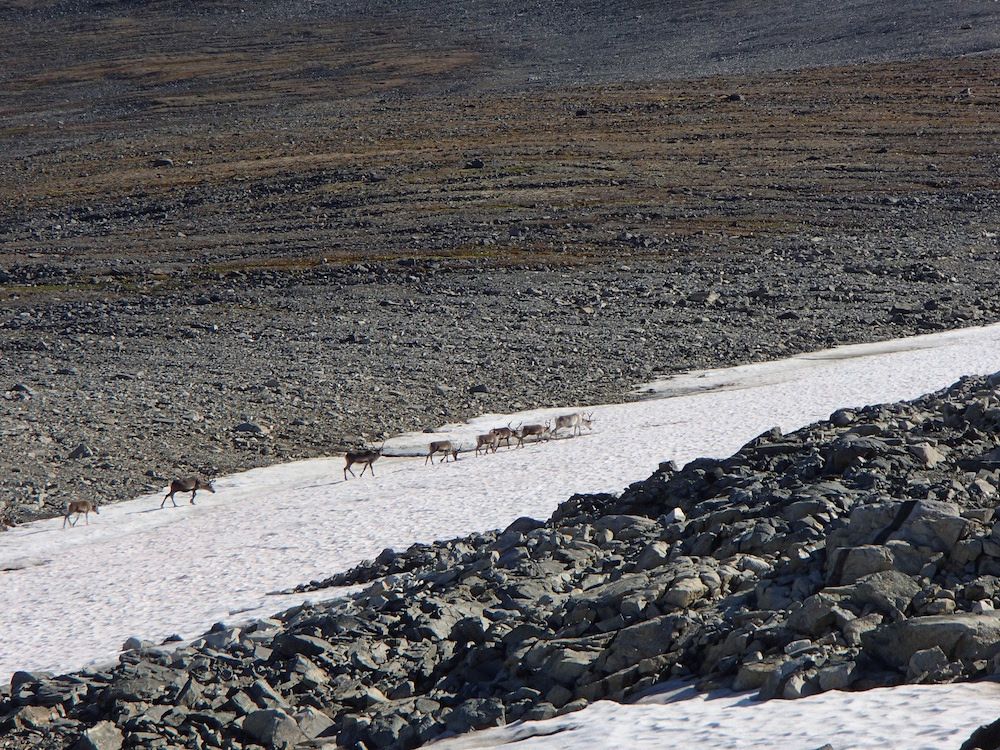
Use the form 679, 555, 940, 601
514, 421, 552, 447
490, 423, 517, 450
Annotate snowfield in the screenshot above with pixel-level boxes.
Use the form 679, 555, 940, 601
7, 323, 1000, 748
428, 678, 1000, 750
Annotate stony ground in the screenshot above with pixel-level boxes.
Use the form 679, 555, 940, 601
3, 48, 1000, 525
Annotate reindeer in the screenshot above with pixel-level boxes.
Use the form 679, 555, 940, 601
553, 411, 595, 437
63, 500, 99, 528
161, 477, 215, 508
515, 421, 551, 448
491, 423, 517, 450
344, 439, 386, 480
425, 440, 459, 464
475, 430, 500, 456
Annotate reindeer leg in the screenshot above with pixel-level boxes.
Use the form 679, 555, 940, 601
63, 514, 69, 529
190, 490, 197, 505
360, 462, 371, 478
161, 493, 169, 509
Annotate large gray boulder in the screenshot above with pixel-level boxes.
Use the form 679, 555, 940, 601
864, 613, 1000, 669
848, 570, 922, 615
828, 499, 967, 560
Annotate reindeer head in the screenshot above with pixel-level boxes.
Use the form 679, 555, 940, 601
582, 412, 595, 430
93, 503, 100, 515
204, 481, 216, 494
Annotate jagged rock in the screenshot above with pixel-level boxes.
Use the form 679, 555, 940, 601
72, 721, 123, 750
634, 541, 671, 571
961, 717, 1000, 750
542, 646, 600, 684
599, 615, 684, 673
817, 661, 857, 691
294, 707, 334, 739
242, 709, 307, 749
446, 698, 505, 733
848, 570, 922, 616
828, 499, 967, 560
907, 646, 950, 680
835, 545, 894, 584
661, 576, 707, 608
2, 705, 56, 730
733, 657, 783, 691
908, 442, 946, 467
68, 443, 94, 459
864, 613, 1000, 669
788, 592, 849, 636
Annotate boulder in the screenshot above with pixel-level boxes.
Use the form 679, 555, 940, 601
661, 576, 707, 609
908, 443, 946, 467
295, 707, 334, 739
788, 593, 848, 636
829, 499, 966, 558
864, 613, 1000, 669
836, 545, 894, 584
907, 646, 949, 680
242, 709, 307, 749
72, 721, 123, 750
634, 541, 671, 571
961, 717, 1000, 750
848, 570, 922, 615
599, 615, 684, 674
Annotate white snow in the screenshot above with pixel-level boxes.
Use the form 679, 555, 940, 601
428, 679, 1000, 750
5, 322, 1000, 748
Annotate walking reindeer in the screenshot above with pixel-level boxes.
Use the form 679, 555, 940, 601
344, 439, 386, 479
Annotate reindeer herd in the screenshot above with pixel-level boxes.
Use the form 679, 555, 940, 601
351, 410, 595, 475
59, 410, 595, 528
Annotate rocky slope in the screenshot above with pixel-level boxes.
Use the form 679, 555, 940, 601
7, 372, 1000, 748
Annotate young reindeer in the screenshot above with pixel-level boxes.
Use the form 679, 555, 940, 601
425, 440, 459, 465
475, 430, 500, 456
515, 421, 551, 448
344, 439, 386, 480
63, 500, 99, 528
161, 477, 215, 508
553, 411, 595, 437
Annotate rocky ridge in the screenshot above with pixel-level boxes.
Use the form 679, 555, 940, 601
8, 372, 1000, 748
